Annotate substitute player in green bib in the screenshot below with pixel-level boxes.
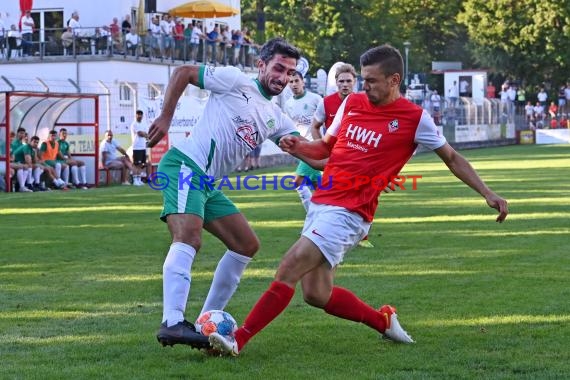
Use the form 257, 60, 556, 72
147, 38, 301, 350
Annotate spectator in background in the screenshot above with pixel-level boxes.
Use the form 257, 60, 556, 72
150, 15, 162, 58
20, 10, 34, 56
173, 19, 185, 60
232, 29, 243, 67
58, 128, 88, 189
447, 80, 458, 108
110, 17, 123, 53
564, 82, 570, 115
6, 24, 21, 60
125, 27, 139, 56
130, 110, 149, 186
537, 87, 548, 107
160, 14, 174, 59
430, 89, 441, 125
533, 101, 545, 122
524, 101, 534, 123
0, 13, 5, 57
506, 85, 517, 115
61, 27, 74, 50
218, 25, 231, 65
548, 101, 558, 119
100, 130, 134, 185
94, 26, 111, 54
189, 21, 203, 64
205, 25, 219, 65
516, 86, 526, 112
121, 14, 131, 34
557, 85, 566, 114
68, 11, 82, 37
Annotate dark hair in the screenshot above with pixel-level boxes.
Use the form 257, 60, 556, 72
360, 44, 403, 81
31, 136, 40, 141
59, 128, 67, 133
17, 127, 26, 133
292, 71, 304, 79
258, 37, 301, 63
136, 110, 143, 115
49, 130, 57, 135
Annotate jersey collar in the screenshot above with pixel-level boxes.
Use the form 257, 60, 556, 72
254, 79, 272, 100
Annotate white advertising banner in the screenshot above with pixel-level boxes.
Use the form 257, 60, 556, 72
535, 129, 570, 144
139, 93, 209, 146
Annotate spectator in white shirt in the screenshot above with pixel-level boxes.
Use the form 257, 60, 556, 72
125, 28, 139, 56
20, 10, 34, 56
100, 130, 134, 185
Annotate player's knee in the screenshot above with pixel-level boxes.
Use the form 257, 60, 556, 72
302, 291, 327, 309
237, 235, 260, 257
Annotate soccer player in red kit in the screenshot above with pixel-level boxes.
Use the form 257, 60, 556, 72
210, 44, 509, 356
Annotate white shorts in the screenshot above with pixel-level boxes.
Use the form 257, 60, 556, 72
302, 203, 371, 268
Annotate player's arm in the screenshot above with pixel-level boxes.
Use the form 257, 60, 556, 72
311, 100, 325, 140
279, 134, 333, 160
311, 118, 324, 140
147, 65, 200, 147
101, 151, 110, 168
434, 143, 508, 223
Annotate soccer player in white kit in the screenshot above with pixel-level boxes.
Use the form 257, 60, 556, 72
283, 70, 322, 211
210, 44, 508, 356
147, 38, 301, 349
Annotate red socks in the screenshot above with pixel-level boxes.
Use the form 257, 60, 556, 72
324, 286, 386, 332
235, 281, 295, 349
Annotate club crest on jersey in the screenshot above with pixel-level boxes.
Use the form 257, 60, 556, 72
266, 118, 275, 129
388, 119, 399, 133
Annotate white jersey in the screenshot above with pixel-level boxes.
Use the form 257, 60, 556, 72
174, 66, 298, 179
131, 120, 149, 150
283, 91, 321, 140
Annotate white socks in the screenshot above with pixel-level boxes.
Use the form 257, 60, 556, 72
296, 186, 312, 212
162, 242, 196, 327
200, 250, 251, 315
61, 166, 70, 184
71, 165, 79, 185
80, 165, 87, 184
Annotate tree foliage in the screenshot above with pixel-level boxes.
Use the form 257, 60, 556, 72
459, 0, 570, 87
240, 0, 569, 87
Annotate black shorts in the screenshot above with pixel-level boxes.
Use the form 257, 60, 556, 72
133, 150, 147, 166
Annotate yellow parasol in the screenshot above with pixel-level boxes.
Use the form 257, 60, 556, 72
168, 0, 240, 18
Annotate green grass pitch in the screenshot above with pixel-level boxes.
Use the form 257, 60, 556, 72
1, 144, 568, 379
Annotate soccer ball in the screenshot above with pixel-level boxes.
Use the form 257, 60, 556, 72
195, 310, 238, 337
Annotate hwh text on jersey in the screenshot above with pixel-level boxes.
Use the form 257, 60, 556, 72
345, 124, 382, 148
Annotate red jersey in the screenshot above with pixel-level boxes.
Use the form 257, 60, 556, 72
311, 94, 446, 222
323, 92, 345, 129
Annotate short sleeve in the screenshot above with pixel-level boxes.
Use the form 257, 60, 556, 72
414, 110, 447, 150
200, 65, 242, 93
